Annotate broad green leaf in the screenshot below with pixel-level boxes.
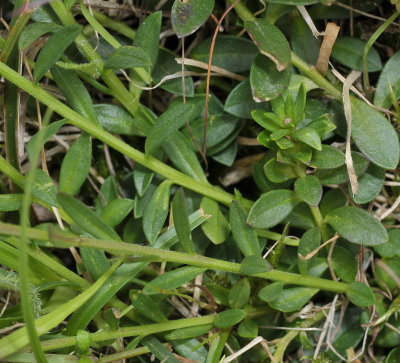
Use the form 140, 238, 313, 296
346, 282, 375, 307
250, 54, 291, 102
374, 50, 400, 108
0, 194, 23, 211
224, 79, 268, 119
200, 197, 230, 245
331, 37, 382, 72
165, 325, 213, 340
26, 169, 59, 207
351, 98, 399, 169
104, 46, 151, 69
290, 15, 319, 65
294, 175, 322, 207
310, 145, 345, 169
264, 159, 297, 183
143, 266, 206, 295
245, 19, 291, 71
18, 22, 62, 50
293, 126, 322, 150
142, 180, 172, 244
228, 278, 251, 309
211, 141, 237, 167
320, 189, 347, 216
172, 188, 194, 254
191, 35, 258, 73
239, 255, 273, 275
34, 24, 81, 83
374, 229, 400, 258
297, 228, 321, 275
349, 164, 385, 204
238, 319, 258, 339
57, 192, 121, 241
171, 0, 215, 37
331, 246, 357, 283
258, 282, 284, 302
247, 189, 300, 229
325, 206, 388, 246
100, 198, 134, 227
229, 201, 260, 257
268, 287, 319, 312
145, 103, 194, 156
133, 164, 154, 198
59, 133, 92, 196
51, 65, 100, 126
214, 309, 246, 328
386, 347, 400, 363
307, 114, 336, 138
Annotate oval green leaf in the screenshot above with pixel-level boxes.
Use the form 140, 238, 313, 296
214, 309, 246, 329
346, 281, 375, 307
100, 198, 134, 228
200, 197, 230, 245
104, 46, 151, 69
258, 282, 284, 302
294, 175, 322, 207
268, 287, 319, 312
228, 278, 251, 309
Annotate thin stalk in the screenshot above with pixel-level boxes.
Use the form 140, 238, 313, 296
309, 205, 330, 242
92, 9, 136, 40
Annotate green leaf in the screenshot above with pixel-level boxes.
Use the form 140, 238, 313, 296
100, 198, 134, 228
320, 189, 347, 216
374, 229, 400, 258
132, 293, 167, 322
238, 319, 258, 339
293, 126, 322, 151
143, 180, 172, 244
331, 246, 357, 283
346, 282, 375, 307
165, 325, 214, 340
258, 282, 284, 302
80, 247, 110, 281
145, 103, 194, 156
228, 278, 251, 309
250, 54, 291, 102
26, 169, 59, 207
375, 256, 400, 292
264, 159, 297, 183
245, 19, 291, 71
143, 266, 206, 295
331, 37, 382, 72
172, 188, 194, 254
307, 114, 336, 138
191, 35, 258, 73
325, 206, 388, 246
386, 347, 400, 363
290, 15, 319, 65
229, 201, 260, 257
351, 98, 399, 169
297, 228, 321, 275
34, 24, 81, 83
57, 192, 121, 241
349, 164, 385, 204
18, 22, 62, 50
133, 164, 154, 198
171, 0, 215, 37
294, 175, 322, 207
142, 336, 180, 363
200, 197, 230, 245
214, 309, 246, 329
239, 255, 273, 275
104, 46, 151, 69
0, 194, 23, 211
268, 287, 319, 312
59, 133, 92, 196
374, 50, 400, 108
310, 145, 345, 169
247, 189, 300, 229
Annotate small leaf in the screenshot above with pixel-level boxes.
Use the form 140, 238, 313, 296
0, 194, 23, 211
268, 287, 319, 312
133, 293, 167, 322
145, 103, 194, 156
165, 325, 214, 340
293, 126, 322, 151
238, 319, 258, 339
250, 54, 291, 102
104, 46, 151, 69
294, 175, 322, 207
245, 19, 291, 70
18, 22, 62, 50
100, 198, 134, 228
346, 282, 375, 307
143, 180, 172, 244
307, 114, 336, 138
310, 145, 345, 169
247, 189, 300, 229
331, 246, 357, 283
297, 228, 321, 275
200, 197, 230, 245
229, 201, 260, 256
34, 24, 81, 83
239, 255, 273, 275
258, 282, 284, 302
26, 169, 59, 207
133, 164, 155, 198
374, 229, 400, 258
172, 188, 194, 254
228, 278, 251, 309
214, 309, 246, 328
264, 159, 297, 183
325, 206, 388, 246
171, 0, 215, 38
59, 133, 92, 196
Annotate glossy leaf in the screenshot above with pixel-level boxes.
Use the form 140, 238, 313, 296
325, 206, 388, 245
294, 175, 322, 207
349, 164, 385, 204
145, 103, 194, 156
142, 180, 172, 244
331, 246, 357, 283
258, 282, 284, 302
171, 0, 215, 37
214, 309, 246, 328
59, 133, 92, 196
310, 145, 345, 169
100, 198, 134, 227
104, 46, 151, 69
307, 114, 336, 138
245, 19, 291, 71
229, 201, 260, 256
172, 188, 194, 254
297, 228, 321, 275
18, 22, 62, 50
268, 287, 319, 312
250, 54, 291, 102
346, 281, 375, 307
293, 126, 322, 151
239, 255, 273, 275
228, 278, 251, 309
200, 197, 230, 245
34, 24, 81, 83
247, 189, 300, 229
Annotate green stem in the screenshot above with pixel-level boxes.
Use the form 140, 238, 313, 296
309, 205, 330, 242
0, 222, 348, 293
92, 9, 136, 40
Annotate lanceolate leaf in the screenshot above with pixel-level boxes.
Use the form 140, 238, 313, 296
100, 198, 134, 228
0, 194, 23, 211
200, 197, 230, 245
104, 46, 151, 69
18, 22, 62, 50
26, 169, 59, 207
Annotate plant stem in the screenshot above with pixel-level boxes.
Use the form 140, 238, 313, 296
309, 205, 330, 242
92, 9, 136, 40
